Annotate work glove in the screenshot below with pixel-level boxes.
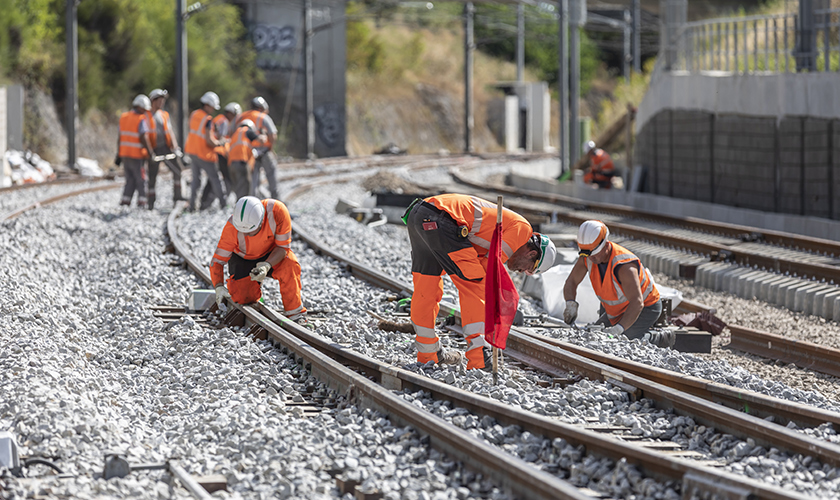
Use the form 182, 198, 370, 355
181, 154, 192, 166
114, 155, 122, 166
563, 300, 579, 325
252, 148, 261, 160
250, 261, 271, 283
174, 148, 183, 158
604, 324, 625, 337
214, 284, 231, 306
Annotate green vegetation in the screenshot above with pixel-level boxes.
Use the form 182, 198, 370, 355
0, 0, 260, 114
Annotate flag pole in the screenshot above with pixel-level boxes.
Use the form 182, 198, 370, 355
493, 195, 503, 385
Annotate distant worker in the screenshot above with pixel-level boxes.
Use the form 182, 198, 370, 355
582, 141, 616, 189
146, 88, 185, 209
404, 194, 557, 370
210, 196, 306, 322
562, 220, 671, 347
227, 119, 265, 200
116, 94, 154, 208
200, 102, 240, 209
185, 91, 226, 211
236, 96, 279, 200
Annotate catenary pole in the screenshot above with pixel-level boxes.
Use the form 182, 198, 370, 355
464, 2, 475, 153
175, 0, 188, 146
66, 0, 78, 171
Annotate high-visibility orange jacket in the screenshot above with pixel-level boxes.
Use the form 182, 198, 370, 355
119, 111, 150, 160
212, 114, 230, 157
210, 199, 292, 287
228, 127, 256, 163
425, 193, 533, 265
185, 109, 215, 161
146, 110, 175, 150
585, 242, 660, 325
584, 149, 615, 187
237, 110, 272, 148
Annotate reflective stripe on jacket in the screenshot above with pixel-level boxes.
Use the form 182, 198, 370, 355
209, 199, 292, 286
425, 193, 532, 263
118, 111, 149, 160
585, 242, 660, 324
184, 109, 215, 161
150, 110, 174, 150
236, 110, 271, 148
228, 127, 253, 163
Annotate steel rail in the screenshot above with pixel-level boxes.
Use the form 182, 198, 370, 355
449, 171, 840, 265
727, 325, 840, 379
168, 208, 810, 500
292, 219, 840, 465
0, 181, 123, 222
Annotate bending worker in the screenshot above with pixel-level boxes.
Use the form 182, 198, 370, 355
406, 194, 557, 370
563, 220, 668, 346
210, 196, 306, 323
582, 141, 616, 189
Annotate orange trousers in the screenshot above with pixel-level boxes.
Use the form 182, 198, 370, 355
227, 250, 304, 316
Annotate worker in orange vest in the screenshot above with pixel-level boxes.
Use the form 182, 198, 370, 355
116, 94, 155, 208
146, 88, 185, 209
200, 102, 240, 209
210, 196, 306, 322
227, 119, 265, 200
582, 141, 617, 189
562, 220, 670, 346
404, 194, 557, 370
185, 91, 227, 211
236, 97, 278, 199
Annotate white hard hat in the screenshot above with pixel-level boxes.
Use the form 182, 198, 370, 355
583, 140, 596, 155
251, 96, 268, 111
577, 220, 610, 257
231, 196, 265, 233
238, 119, 256, 131
149, 88, 168, 100
532, 233, 557, 274
132, 94, 151, 111
224, 102, 241, 115
200, 91, 221, 110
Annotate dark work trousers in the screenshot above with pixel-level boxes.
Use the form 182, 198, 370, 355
251, 149, 278, 200
407, 202, 481, 282
595, 299, 662, 340
201, 154, 232, 209
228, 160, 251, 202
148, 153, 183, 209
189, 155, 225, 211
120, 158, 147, 207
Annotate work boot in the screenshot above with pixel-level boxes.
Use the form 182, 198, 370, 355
481, 349, 494, 372
436, 348, 463, 366
286, 311, 311, 327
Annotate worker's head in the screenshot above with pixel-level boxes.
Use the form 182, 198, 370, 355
577, 220, 611, 263
223, 102, 241, 120
200, 91, 221, 111
583, 140, 596, 156
508, 233, 557, 275
231, 196, 265, 235
251, 96, 269, 112
149, 89, 168, 111
132, 94, 151, 112
238, 119, 256, 132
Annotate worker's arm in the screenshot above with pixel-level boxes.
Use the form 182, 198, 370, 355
615, 262, 644, 330
210, 225, 236, 287
563, 257, 589, 301
139, 118, 155, 159
204, 117, 221, 149
265, 246, 287, 267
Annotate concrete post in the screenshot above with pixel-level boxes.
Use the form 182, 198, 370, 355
632, 0, 641, 73
305, 0, 315, 158
464, 2, 475, 153
796, 0, 816, 72
65, 0, 78, 170
175, 0, 188, 147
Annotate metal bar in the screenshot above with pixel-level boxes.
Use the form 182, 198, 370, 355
744, 19, 748, 72
632, 0, 640, 73
169, 462, 214, 500
785, 15, 790, 72
175, 0, 188, 148
516, 3, 524, 82
623, 9, 630, 80
765, 18, 769, 70
734, 20, 739, 72
708, 23, 713, 70
65, 0, 78, 172
558, 0, 568, 174
725, 22, 730, 71
305, 0, 315, 158
729, 325, 840, 378
824, 10, 830, 71
754, 19, 759, 71
464, 2, 474, 153
775, 17, 779, 72
717, 23, 722, 70
570, 11, 580, 165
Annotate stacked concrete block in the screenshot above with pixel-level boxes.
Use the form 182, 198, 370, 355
654, 112, 672, 196
614, 239, 706, 280
778, 117, 803, 215
803, 118, 831, 218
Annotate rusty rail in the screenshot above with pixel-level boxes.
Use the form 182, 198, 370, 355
1, 181, 123, 222
728, 325, 840, 379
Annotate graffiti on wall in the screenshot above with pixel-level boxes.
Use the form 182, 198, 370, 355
314, 102, 343, 148
251, 24, 300, 71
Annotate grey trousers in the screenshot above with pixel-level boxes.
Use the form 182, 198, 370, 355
121, 158, 147, 207
149, 152, 183, 208
189, 155, 226, 210
251, 149, 278, 199
201, 154, 232, 209
228, 161, 251, 201
595, 299, 663, 340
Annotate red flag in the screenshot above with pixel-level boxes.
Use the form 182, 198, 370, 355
484, 221, 520, 349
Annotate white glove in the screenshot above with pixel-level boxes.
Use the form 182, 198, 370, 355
604, 324, 625, 337
250, 262, 271, 282
563, 300, 579, 325
214, 285, 230, 306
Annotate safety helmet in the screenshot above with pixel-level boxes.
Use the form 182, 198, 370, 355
224, 102, 241, 115
530, 233, 557, 275
238, 119, 256, 131
231, 196, 265, 233
132, 94, 151, 111
251, 96, 269, 111
200, 91, 221, 110
583, 140, 596, 155
149, 88, 168, 100
577, 220, 610, 257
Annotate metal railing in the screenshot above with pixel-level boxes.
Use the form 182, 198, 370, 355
670, 5, 840, 74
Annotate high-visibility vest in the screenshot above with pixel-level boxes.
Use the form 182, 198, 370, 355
425, 193, 532, 263
212, 115, 230, 156
184, 109, 215, 161
209, 199, 291, 286
585, 242, 660, 325
118, 111, 149, 160
236, 109, 271, 148
228, 127, 253, 163
151, 110, 175, 150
